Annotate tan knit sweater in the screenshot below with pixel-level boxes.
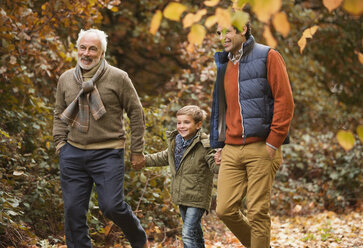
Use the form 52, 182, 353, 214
52, 62, 145, 153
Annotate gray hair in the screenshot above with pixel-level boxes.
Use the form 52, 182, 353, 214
77, 29, 108, 53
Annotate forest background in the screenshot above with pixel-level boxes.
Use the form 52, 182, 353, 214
0, 0, 362, 247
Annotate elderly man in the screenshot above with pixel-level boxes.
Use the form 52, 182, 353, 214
53, 29, 147, 248
210, 22, 294, 248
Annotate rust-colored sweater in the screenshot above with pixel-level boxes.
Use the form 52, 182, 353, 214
224, 49, 294, 148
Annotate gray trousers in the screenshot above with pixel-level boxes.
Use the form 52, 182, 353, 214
59, 143, 146, 248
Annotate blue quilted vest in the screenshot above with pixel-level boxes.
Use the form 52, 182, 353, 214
210, 36, 274, 148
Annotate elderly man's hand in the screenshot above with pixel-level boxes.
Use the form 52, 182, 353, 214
131, 153, 145, 170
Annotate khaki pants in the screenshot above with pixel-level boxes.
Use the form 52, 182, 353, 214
216, 142, 282, 248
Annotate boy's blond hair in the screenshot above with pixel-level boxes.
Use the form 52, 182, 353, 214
177, 105, 206, 123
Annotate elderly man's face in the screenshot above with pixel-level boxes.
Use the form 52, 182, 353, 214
77, 33, 104, 70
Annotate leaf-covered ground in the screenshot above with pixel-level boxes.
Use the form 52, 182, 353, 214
144, 211, 363, 248
46, 211, 362, 248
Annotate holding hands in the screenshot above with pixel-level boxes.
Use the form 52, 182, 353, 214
131, 153, 146, 170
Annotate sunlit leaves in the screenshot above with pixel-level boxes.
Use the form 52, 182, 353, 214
323, 0, 344, 12
356, 51, 363, 64
163, 2, 187, 21
252, 0, 282, 23
357, 125, 363, 143
231, 10, 249, 32
297, 25, 319, 53
215, 7, 232, 28
205, 15, 218, 28
188, 24, 206, 45
336, 130, 355, 151
204, 0, 220, 7
272, 12, 290, 37
149, 10, 162, 35
263, 25, 277, 48
342, 0, 363, 15
232, 0, 248, 10
183, 9, 207, 28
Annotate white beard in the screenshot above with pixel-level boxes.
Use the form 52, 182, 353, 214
78, 56, 101, 70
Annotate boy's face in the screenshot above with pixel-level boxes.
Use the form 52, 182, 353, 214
176, 114, 202, 140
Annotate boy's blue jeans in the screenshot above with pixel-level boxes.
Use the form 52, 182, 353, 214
59, 143, 147, 248
179, 205, 205, 248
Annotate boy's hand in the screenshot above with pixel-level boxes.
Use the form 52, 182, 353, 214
131, 153, 145, 170
214, 148, 222, 165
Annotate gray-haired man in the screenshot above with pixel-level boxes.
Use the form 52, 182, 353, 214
53, 29, 148, 248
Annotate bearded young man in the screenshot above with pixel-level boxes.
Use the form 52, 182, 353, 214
210, 23, 294, 248
53, 29, 148, 248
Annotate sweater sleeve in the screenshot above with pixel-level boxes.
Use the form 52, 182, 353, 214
266, 50, 294, 149
145, 149, 169, 167
120, 73, 145, 153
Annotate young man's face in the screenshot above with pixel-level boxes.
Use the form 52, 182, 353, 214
77, 32, 104, 70
216, 25, 246, 55
176, 114, 202, 140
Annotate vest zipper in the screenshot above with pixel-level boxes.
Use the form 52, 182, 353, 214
237, 62, 246, 144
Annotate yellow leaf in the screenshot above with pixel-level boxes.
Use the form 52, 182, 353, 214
252, 0, 282, 23
272, 12, 290, 37
110, 7, 118, 12
232, 11, 249, 32
356, 51, 363, 64
205, 15, 218, 28
263, 25, 277, 48
163, 2, 187, 21
357, 125, 363, 143
149, 10, 162, 35
297, 26, 319, 53
233, 0, 248, 10
183, 13, 195, 28
204, 0, 220, 7
323, 0, 344, 12
343, 0, 363, 15
187, 43, 195, 53
183, 9, 207, 28
302, 25, 319, 38
336, 130, 355, 151
188, 24, 206, 45
46, 141, 50, 150
215, 8, 232, 28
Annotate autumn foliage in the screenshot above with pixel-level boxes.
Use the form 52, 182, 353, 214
0, 0, 362, 247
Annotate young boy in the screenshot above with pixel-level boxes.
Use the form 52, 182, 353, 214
143, 105, 219, 248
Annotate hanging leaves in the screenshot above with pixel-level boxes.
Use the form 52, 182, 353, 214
205, 15, 218, 28
149, 10, 162, 35
342, 0, 363, 15
163, 2, 187, 21
323, 0, 344, 13
215, 7, 232, 28
252, 0, 282, 23
336, 130, 355, 151
357, 125, 363, 143
188, 24, 206, 45
183, 9, 207, 28
263, 25, 277, 48
204, 0, 220, 7
297, 25, 319, 53
272, 12, 290, 37
231, 10, 249, 32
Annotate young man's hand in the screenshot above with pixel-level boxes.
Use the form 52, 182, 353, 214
131, 153, 145, 170
265, 145, 276, 160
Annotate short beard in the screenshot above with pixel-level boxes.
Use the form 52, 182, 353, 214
78, 56, 101, 70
